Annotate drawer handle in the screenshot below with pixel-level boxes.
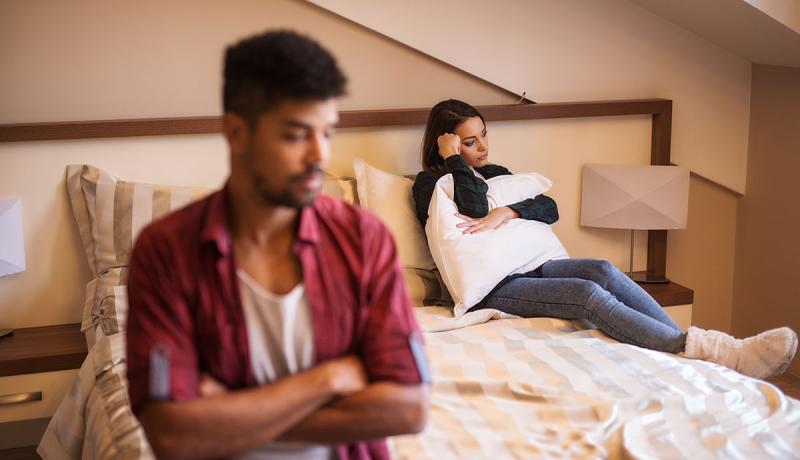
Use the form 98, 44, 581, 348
0, 391, 43, 406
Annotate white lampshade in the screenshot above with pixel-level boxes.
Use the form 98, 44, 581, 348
0, 199, 26, 276
580, 164, 689, 230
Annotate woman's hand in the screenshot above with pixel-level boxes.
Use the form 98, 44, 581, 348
437, 133, 461, 159
456, 207, 520, 234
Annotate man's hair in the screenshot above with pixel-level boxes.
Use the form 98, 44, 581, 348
223, 30, 347, 125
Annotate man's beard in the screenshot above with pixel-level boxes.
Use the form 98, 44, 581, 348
250, 165, 322, 209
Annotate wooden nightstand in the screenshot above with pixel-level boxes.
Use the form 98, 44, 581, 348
634, 272, 694, 330
0, 324, 87, 452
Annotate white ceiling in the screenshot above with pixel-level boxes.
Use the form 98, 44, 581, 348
629, 0, 800, 67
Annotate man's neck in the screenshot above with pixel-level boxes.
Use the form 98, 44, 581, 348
229, 185, 298, 249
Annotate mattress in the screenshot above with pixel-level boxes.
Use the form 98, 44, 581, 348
40, 309, 800, 460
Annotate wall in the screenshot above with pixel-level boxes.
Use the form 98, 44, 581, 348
668, 175, 738, 332
733, 64, 800, 375
0, 0, 517, 123
308, 0, 753, 194
0, 0, 651, 328
0, 0, 511, 327
310, 0, 745, 332
0, 0, 740, 336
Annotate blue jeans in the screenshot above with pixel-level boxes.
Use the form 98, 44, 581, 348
476, 259, 687, 353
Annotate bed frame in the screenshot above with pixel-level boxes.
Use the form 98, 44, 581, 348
0, 99, 673, 278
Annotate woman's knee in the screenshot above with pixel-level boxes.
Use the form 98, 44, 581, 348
571, 279, 608, 306
583, 259, 618, 284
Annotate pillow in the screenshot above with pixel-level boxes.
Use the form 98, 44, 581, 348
322, 172, 358, 206
426, 173, 569, 316
37, 334, 135, 460
66, 165, 211, 346
80, 268, 128, 348
66, 164, 210, 276
353, 159, 435, 270
402, 268, 453, 307
67, 165, 357, 344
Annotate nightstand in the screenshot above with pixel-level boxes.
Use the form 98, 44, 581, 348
634, 272, 694, 330
0, 324, 88, 452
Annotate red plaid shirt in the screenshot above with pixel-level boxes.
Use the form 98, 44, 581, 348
126, 185, 425, 460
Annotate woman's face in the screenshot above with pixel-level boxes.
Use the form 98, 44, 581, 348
453, 116, 489, 168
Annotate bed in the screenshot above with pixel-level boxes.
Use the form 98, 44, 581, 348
27, 100, 800, 459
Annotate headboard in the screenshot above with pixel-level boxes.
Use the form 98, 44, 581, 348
0, 99, 673, 278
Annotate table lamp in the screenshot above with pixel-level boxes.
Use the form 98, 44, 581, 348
580, 164, 689, 283
1, 199, 26, 339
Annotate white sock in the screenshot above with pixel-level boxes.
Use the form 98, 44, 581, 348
684, 326, 798, 379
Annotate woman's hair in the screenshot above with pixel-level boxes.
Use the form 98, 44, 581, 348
421, 99, 485, 176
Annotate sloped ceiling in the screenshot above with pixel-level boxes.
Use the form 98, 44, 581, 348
630, 0, 800, 67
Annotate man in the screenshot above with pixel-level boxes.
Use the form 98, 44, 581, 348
126, 30, 429, 460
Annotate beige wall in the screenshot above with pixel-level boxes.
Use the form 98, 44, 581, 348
309, 0, 753, 194
0, 0, 741, 339
0, 0, 510, 327
668, 175, 738, 332
0, 0, 517, 124
733, 64, 800, 375
312, 0, 745, 333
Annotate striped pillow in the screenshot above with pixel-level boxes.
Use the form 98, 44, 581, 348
66, 164, 358, 343
66, 164, 210, 276
80, 268, 129, 347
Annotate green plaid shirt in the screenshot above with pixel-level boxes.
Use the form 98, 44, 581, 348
412, 155, 559, 227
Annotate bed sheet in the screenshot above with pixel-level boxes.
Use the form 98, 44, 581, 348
40, 310, 800, 459
389, 307, 800, 459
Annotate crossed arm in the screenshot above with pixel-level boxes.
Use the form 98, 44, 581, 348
139, 356, 429, 460
412, 155, 559, 230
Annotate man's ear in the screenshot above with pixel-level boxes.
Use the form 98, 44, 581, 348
223, 112, 248, 156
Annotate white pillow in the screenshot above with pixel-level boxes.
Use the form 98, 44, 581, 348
353, 159, 436, 270
426, 173, 569, 316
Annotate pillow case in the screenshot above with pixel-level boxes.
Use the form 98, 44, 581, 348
322, 172, 359, 206
67, 164, 358, 346
66, 165, 211, 346
352, 159, 453, 306
80, 268, 128, 348
426, 173, 569, 316
66, 164, 210, 276
353, 159, 435, 270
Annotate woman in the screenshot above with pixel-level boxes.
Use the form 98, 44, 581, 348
412, 99, 797, 379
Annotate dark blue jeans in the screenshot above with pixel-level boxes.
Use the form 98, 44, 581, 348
476, 259, 687, 353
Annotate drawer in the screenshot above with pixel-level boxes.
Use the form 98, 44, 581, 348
663, 304, 692, 331
0, 369, 78, 422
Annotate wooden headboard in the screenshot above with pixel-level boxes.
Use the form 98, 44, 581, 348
0, 98, 673, 277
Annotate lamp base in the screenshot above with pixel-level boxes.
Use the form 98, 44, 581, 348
627, 271, 670, 284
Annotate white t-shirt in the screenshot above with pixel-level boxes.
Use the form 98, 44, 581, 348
233, 270, 335, 460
